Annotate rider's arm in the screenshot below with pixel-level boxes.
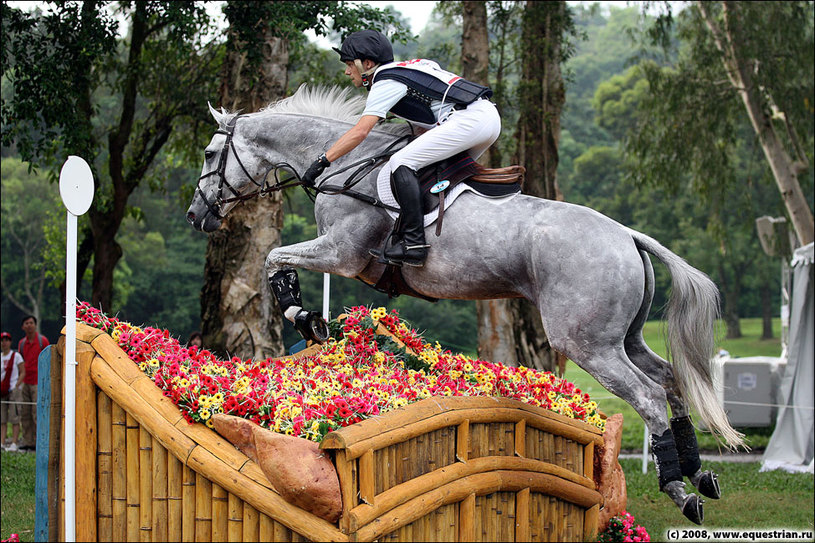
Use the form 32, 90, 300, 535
325, 115, 380, 163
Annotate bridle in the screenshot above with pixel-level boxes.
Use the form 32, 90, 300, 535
195, 114, 413, 220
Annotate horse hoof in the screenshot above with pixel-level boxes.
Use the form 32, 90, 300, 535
681, 494, 704, 525
692, 471, 721, 499
294, 311, 329, 344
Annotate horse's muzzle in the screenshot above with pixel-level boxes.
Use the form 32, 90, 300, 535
186, 209, 221, 233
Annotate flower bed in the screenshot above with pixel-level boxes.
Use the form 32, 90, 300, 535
77, 302, 604, 442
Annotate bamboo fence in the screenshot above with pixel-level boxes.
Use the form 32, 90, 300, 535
51, 322, 605, 542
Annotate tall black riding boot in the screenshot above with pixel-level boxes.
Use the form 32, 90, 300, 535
376, 166, 429, 267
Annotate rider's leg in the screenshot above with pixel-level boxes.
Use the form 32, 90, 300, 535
378, 165, 430, 267
374, 100, 501, 266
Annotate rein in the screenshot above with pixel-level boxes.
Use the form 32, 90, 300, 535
196, 114, 410, 219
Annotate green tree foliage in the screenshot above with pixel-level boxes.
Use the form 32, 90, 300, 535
0, 157, 64, 333
1, 1, 222, 312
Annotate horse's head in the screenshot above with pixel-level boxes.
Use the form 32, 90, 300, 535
186, 103, 269, 232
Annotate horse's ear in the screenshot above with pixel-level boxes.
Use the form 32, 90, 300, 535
207, 101, 222, 124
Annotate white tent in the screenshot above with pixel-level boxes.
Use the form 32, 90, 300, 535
761, 242, 814, 473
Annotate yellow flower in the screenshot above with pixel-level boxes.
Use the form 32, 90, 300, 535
199, 409, 211, 421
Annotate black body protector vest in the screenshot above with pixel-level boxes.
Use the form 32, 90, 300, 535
370, 59, 492, 126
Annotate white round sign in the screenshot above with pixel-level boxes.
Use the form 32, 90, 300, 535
59, 156, 94, 216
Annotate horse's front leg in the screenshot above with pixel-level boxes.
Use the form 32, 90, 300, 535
265, 235, 369, 343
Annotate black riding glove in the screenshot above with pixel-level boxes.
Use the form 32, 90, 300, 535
301, 153, 331, 187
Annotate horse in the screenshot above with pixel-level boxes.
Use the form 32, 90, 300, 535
186, 85, 744, 524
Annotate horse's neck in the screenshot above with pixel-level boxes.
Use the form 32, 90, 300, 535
253, 114, 401, 189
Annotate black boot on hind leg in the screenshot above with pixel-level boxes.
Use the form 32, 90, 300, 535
652, 429, 705, 525
672, 416, 721, 499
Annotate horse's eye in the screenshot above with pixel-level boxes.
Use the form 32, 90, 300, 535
205, 150, 215, 160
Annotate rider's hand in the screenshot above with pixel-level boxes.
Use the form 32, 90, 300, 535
302, 153, 330, 187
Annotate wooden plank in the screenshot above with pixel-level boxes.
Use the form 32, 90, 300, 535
259, 513, 274, 542
97, 391, 113, 542
515, 487, 530, 542
73, 341, 98, 542
152, 437, 168, 542
48, 340, 64, 543
583, 442, 594, 481
34, 345, 53, 543
456, 420, 469, 463
334, 449, 355, 534
458, 493, 475, 541
515, 420, 526, 458
584, 503, 599, 542
359, 449, 375, 506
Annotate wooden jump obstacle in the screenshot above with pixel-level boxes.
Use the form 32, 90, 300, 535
46, 323, 607, 542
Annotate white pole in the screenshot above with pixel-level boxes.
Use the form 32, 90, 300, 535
59, 156, 94, 543
64, 212, 78, 542
642, 423, 649, 474
322, 273, 330, 321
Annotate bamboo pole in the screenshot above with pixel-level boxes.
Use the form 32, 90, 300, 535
321, 396, 602, 453
139, 426, 153, 542
194, 472, 212, 542
97, 391, 113, 542
348, 452, 595, 532
152, 437, 168, 542
75, 342, 98, 542
126, 413, 140, 542
242, 502, 259, 542
111, 401, 127, 542
167, 452, 183, 541
259, 513, 274, 542
182, 464, 196, 542
211, 483, 228, 542
228, 493, 243, 542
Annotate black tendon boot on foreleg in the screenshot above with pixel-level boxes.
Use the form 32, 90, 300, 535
652, 428, 705, 525
371, 166, 429, 267
268, 268, 329, 343
671, 416, 721, 499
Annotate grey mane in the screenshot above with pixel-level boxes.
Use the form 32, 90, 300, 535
210, 84, 411, 136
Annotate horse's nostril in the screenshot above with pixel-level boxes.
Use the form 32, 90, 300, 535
186, 211, 196, 224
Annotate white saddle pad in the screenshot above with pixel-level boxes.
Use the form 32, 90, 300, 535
376, 163, 519, 227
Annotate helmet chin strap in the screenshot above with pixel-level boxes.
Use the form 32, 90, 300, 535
355, 59, 378, 88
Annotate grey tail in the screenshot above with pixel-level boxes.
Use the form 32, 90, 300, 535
629, 228, 745, 450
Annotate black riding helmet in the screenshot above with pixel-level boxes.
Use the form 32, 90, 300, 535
333, 30, 394, 64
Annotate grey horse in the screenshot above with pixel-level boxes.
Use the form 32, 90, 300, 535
186, 85, 744, 524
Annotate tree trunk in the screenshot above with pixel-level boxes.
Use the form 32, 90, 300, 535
480, 1, 569, 373
717, 262, 742, 339
200, 20, 287, 360
699, 1, 814, 247
760, 280, 774, 340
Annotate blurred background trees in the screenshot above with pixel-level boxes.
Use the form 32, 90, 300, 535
2, 1, 812, 363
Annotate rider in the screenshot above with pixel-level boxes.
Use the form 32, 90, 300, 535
301, 29, 501, 267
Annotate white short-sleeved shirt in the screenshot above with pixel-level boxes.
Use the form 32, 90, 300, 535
362, 79, 456, 129
1, 350, 22, 391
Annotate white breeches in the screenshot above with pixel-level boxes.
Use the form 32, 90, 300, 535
388, 99, 501, 172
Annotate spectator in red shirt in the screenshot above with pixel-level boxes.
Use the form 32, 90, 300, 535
17, 315, 49, 452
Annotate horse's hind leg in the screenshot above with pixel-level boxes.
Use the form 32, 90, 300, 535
560, 340, 705, 524
625, 249, 721, 500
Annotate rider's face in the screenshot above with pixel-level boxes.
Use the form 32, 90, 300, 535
344, 61, 362, 87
